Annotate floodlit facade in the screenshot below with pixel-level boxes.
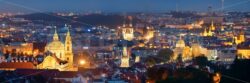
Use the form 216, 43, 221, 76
234, 30, 245, 44
202, 22, 214, 37
122, 24, 134, 41
173, 38, 208, 61
37, 27, 75, 71
120, 47, 130, 68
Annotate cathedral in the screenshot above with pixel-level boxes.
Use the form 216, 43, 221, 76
202, 21, 215, 37
37, 26, 76, 71
122, 23, 134, 41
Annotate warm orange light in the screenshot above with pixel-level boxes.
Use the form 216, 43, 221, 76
213, 73, 221, 83
79, 60, 86, 65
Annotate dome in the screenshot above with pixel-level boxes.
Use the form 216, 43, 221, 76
46, 40, 65, 51
176, 39, 185, 48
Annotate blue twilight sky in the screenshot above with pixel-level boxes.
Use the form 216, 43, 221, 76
0, 0, 249, 13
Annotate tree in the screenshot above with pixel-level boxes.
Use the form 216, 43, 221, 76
193, 55, 208, 68
145, 56, 156, 67
157, 48, 174, 62
177, 54, 183, 63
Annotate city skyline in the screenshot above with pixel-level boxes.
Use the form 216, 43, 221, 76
0, 0, 250, 13
0, 0, 250, 83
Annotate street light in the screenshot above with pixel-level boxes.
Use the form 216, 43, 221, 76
79, 60, 86, 65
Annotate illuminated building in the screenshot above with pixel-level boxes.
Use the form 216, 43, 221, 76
173, 38, 192, 61
122, 23, 134, 41
220, 26, 224, 31
2, 43, 33, 55
210, 21, 216, 31
120, 47, 130, 67
143, 26, 155, 40
234, 30, 245, 44
175, 38, 185, 48
237, 40, 250, 59
191, 43, 208, 57
237, 48, 250, 59
202, 26, 213, 37
216, 49, 236, 63
174, 37, 209, 61
135, 56, 140, 63
37, 26, 75, 71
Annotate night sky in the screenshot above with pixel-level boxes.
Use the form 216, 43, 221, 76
0, 0, 249, 13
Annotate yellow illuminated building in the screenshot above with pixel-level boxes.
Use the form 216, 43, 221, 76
191, 43, 208, 57
221, 26, 224, 31
234, 30, 245, 44
120, 47, 130, 67
135, 56, 140, 63
173, 38, 192, 61
37, 26, 75, 71
237, 48, 250, 59
2, 43, 33, 55
202, 22, 214, 36
122, 24, 134, 41
143, 26, 155, 40
207, 28, 213, 36
173, 38, 208, 61
210, 21, 216, 31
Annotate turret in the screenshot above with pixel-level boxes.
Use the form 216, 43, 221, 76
53, 27, 59, 41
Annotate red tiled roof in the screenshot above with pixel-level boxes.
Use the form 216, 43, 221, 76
0, 62, 34, 69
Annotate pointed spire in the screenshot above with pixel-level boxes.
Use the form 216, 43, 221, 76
53, 26, 59, 41
66, 25, 70, 36
211, 20, 214, 26
203, 28, 207, 36
211, 20, 215, 31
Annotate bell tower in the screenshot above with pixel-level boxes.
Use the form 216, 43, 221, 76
210, 21, 215, 31
64, 25, 73, 65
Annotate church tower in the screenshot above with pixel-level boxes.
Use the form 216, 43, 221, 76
210, 21, 215, 31
203, 28, 208, 36
122, 24, 134, 41
64, 25, 73, 66
120, 47, 130, 68
53, 27, 59, 41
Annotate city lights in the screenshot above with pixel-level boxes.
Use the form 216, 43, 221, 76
0, 0, 249, 83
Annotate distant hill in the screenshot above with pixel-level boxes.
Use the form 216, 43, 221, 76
15, 13, 140, 28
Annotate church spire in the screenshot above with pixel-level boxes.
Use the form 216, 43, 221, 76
211, 21, 215, 31
53, 26, 59, 41
64, 25, 73, 66
66, 25, 71, 37
65, 25, 72, 53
